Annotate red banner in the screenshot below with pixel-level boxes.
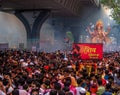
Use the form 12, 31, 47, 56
72, 43, 103, 60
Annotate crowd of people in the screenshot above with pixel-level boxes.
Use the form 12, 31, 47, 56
0, 49, 120, 95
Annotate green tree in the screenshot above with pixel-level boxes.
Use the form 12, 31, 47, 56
101, 0, 120, 23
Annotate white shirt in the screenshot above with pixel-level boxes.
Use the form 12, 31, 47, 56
76, 87, 86, 95
0, 90, 6, 95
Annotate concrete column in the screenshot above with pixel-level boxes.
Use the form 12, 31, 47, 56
15, 11, 31, 49
31, 10, 51, 50
14, 10, 51, 50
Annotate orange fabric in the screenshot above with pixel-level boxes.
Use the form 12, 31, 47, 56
70, 76, 78, 87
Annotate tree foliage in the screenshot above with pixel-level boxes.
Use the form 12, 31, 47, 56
101, 0, 120, 23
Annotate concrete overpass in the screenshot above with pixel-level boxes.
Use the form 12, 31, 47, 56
0, 0, 100, 49
0, 0, 100, 16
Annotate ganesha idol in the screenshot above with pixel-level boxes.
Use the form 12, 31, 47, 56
87, 20, 111, 45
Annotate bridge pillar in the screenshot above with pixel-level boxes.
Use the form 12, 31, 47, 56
14, 10, 51, 50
